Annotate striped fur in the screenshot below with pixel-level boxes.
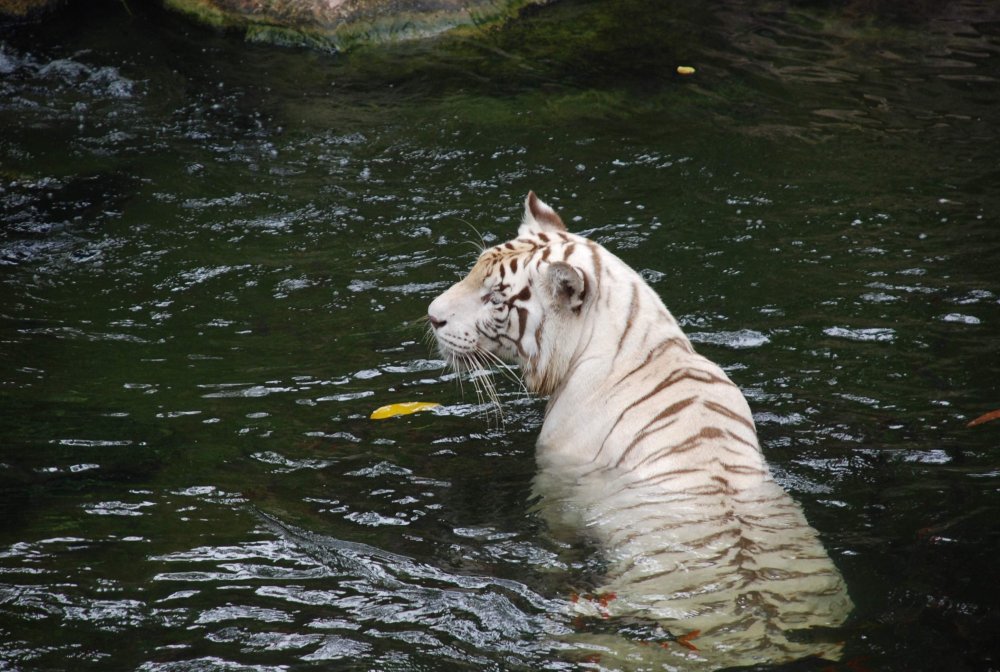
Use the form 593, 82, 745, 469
428, 193, 851, 668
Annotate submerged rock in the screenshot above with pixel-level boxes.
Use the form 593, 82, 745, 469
161, 0, 548, 50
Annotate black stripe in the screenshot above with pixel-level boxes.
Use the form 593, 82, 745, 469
614, 338, 695, 387
613, 396, 698, 468
615, 283, 640, 360
703, 399, 756, 432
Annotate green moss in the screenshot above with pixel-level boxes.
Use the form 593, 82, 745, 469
162, 0, 238, 29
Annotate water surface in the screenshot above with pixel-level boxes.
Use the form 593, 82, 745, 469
1, 1, 999, 670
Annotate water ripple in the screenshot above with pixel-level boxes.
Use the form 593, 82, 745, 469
688, 328, 770, 349
195, 605, 294, 625
823, 326, 896, 342
138, 658, 288, 672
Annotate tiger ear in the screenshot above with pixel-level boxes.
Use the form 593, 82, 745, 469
518, 191, 567, 237
545, 261, 586, 313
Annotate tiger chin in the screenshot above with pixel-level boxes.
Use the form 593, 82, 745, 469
428, 192, 853, 670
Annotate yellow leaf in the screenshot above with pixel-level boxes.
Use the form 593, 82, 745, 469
370, 401, 441, 420
676, 66, 696, 76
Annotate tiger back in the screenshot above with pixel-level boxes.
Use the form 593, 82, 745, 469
428, 192, 852, 669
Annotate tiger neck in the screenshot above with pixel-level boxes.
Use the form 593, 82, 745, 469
532, 281, 696, 459
544, 288, 691, 404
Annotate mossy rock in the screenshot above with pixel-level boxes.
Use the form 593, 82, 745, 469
0, 0, 65, 21
162, 0, 548, 51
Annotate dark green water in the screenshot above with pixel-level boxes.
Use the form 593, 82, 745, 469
2, 1, 999, 670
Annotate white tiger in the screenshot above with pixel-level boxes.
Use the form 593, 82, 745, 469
428, 192, 852, 669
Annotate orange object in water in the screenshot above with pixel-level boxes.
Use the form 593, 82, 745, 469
967, 408, 1000, 427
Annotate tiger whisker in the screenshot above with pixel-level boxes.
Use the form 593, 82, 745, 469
449, 353, 467, 399
475, 346, 528, 399
464, 351, 504, 427
448, 352, 490, 421
453, 217, 488, 254
428, 337, 510, 424
468, 356, 495, 404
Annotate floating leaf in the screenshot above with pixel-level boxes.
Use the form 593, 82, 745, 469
967, 408, 1000, 428
676, 629, 701, 651
370, 401, 440, 420
676, 66, 696, 75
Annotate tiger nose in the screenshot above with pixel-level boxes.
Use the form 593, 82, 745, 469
427, 294, 450, 330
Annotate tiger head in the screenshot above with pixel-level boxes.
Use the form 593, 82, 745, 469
428, 192, 594, 396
